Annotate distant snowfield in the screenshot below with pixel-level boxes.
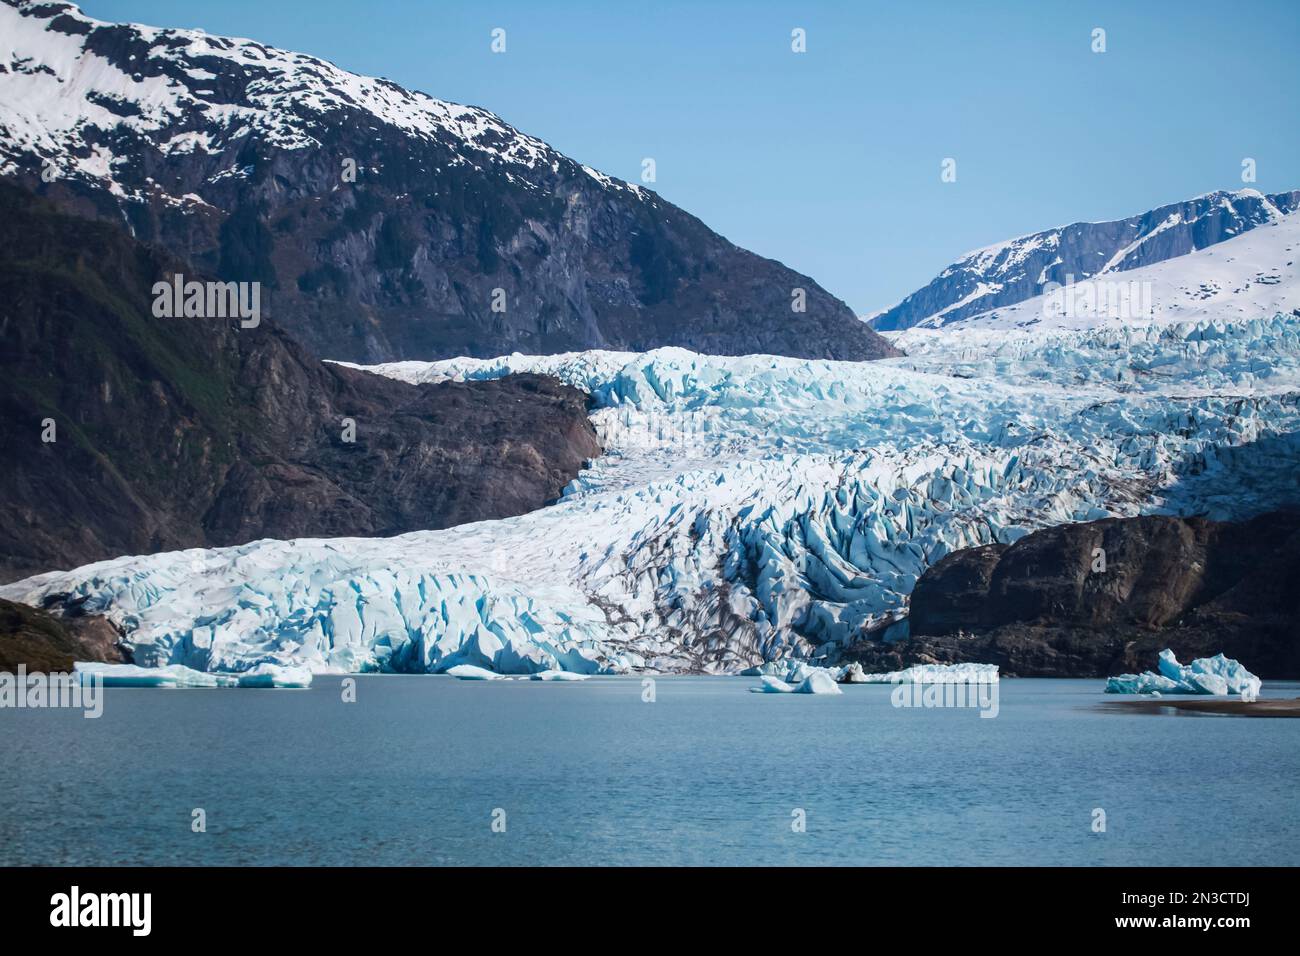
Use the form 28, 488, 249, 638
7, 311, 1300, 676
902, 212, 1300, 332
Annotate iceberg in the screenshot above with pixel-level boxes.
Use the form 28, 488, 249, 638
1105, 649, 1261, 697
839, 662, 869, 684
234, 663, 313, 688
793, 672, 843, 695
530, 670, 591, 681
74, 662, 226, 688
855, 662, 1000, 684
73, 661, 313, 688
444, 663, 507, 681
749, 675, 795, 694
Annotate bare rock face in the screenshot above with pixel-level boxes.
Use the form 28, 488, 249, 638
907, 543, 1006, 636
850, 511, 1300, 677
0, 183, 601, 582
0, 1, 899, 365
0, 598, 126, 672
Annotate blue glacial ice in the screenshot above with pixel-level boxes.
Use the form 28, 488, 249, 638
749, 675, 795, 693
7, 315, 1300, 678
73, 661, 313, 688
793, 671, 843, 695
74, 662, 225, 688
1105, 649, 1262, 697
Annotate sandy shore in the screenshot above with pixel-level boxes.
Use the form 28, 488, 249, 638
1105, 697, 1300, 718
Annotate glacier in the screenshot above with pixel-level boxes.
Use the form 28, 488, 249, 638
1105, 650, 1263, 698
5, 314, 1300, 676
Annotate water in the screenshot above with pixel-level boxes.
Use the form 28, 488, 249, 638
3, 676, 1298, 866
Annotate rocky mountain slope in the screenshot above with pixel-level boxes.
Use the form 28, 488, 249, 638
0, 0, 897, 363
849, 512, 1300, 678
0, 182, 601, 582
870, 189, 1300, 331
0, 597, 124, 672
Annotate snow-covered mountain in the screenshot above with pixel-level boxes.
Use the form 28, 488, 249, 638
870, 189, 1300, 332
0, 0, 895, 363
890, 210, 1300, 336
7, 315, 1300, 675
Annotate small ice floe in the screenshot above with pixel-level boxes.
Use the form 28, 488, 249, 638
793, 672, 843, 695
747, 660, 996, 694
74, 662, 224, 688
530, 669, 590, 681
855, 662, 1000, 684
749, 676, 795, 694
839, 662, 869, 684
443, 663, 507, 680
741, 660, 817, 682
1105, 649, 1262, 698
748, 672, 841, 694
234, 663, 313, 688
73, 661, 313, 688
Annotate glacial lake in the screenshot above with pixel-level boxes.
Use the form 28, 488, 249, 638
3, 676, 1298, 866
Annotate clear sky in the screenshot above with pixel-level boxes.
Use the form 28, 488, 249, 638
79, 0, 1300, 315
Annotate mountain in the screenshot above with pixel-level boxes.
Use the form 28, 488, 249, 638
0, 0, 897, 363
8, 311, 1300, 675
888, 210, 1300, 338
847, 511, 1300, 678
0, 182, 600, 582
870, 188, 1300, 331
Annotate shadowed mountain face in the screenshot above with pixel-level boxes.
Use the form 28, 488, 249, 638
0, 183, 602, 582
870, 189, 1300, 331
0, 1, 898, 364
848, 512, 1300, 677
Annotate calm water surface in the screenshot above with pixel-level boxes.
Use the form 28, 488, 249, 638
3, 676, 1298, 866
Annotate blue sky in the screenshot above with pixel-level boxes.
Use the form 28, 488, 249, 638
81, 0, 1300, 314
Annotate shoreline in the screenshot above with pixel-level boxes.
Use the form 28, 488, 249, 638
1103, 697, 1300, 718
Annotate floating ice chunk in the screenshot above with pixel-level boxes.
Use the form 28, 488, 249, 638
744, 660, 824, 683
793, 672, 843, 695
1105, 649, 1261, 697
749, 675, 795, 693
839, 662, 869, 684
530, 670, 591, 681
856, 662, 999, 684
235, 663, 313, 688
74, 662, 225, 688
1104, 672, 1182, 694
443, 664, 506, 680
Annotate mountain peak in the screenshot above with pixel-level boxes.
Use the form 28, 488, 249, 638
0, 0, 633, 202
0, 0, 897, 364
871, 187, 1300, 332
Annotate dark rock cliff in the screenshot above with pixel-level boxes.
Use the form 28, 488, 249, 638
0, 183, 602, 582
848, 512, 1300, 677
0, 597, 125, 672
